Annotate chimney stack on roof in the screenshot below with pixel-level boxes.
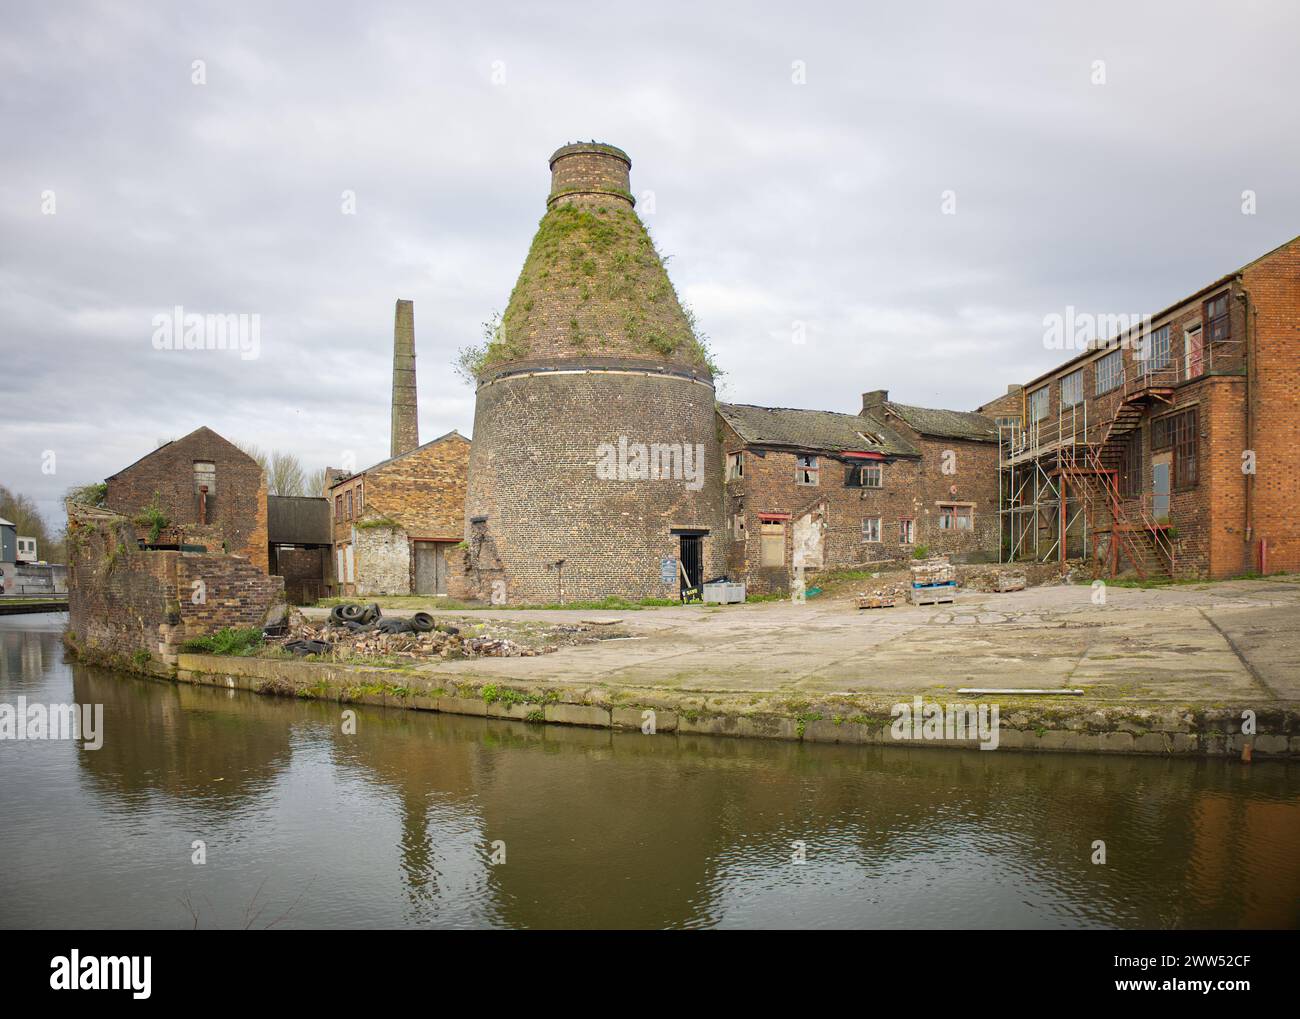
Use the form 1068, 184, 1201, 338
391, 298, 419, 458
862, 389, 889, 414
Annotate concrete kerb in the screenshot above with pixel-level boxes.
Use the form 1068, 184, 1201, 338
174, 653, 1298, 759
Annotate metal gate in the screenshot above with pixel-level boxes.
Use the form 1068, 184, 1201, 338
678, 534, 702, 602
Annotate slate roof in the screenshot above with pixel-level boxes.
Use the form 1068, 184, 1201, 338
872, 401, 998, 442
717, 403, 920, 457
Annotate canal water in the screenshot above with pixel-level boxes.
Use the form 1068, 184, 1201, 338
2, 616, 1297, 929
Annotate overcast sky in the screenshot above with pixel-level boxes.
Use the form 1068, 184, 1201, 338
3, 0, 1297, 531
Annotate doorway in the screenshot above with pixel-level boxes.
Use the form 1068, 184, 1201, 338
678, 533, 702, 602
1152, 455, 1171, 523
413, 541, 449, 596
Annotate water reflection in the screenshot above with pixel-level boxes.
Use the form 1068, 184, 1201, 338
1, 616, 1296, 929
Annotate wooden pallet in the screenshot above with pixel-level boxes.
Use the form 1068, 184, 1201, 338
908, 583, 956, 606
855, 594, 896, 609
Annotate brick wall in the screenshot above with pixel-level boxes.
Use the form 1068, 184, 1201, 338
104, 426, 269, 573
328, 432, 470, 596
719, 419, 1000, 595
66, 503, 283, 672
1243, 236, 1300, 573
461, 369, 723, 603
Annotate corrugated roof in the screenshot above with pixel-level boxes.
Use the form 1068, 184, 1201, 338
718, 403, 919, 457
875, 401, 997, 442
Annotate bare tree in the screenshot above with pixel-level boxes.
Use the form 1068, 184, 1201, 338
267, 451, 307, 497
304, 466, 329, 497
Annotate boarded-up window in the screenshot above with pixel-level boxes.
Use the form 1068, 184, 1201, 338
194, 461, 216, 493
760, 521, 785, 567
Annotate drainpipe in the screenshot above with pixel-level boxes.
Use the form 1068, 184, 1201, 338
1237, 285, 1254, 554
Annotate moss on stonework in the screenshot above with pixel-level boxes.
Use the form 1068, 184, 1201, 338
455, 202, 720, 382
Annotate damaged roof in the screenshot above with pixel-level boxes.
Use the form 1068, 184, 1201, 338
870, 401, 998, 442
718, 403, 919, 457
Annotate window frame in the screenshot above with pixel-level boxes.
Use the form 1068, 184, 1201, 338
899, 518, 915, 545
1095, 348, 1124, 395
1060, 368, 1084, 408
795, 454, 819, 486
1204, 292, 1231, 344
861, 516, 882, 543
725, 452, 744, 481
1028, 387, 1049, 421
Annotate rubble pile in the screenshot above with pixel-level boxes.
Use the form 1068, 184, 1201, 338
271, 604, 610, 662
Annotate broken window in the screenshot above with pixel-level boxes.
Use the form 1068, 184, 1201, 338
726, 452, 744, 481
1060, 369, 1084, 407
760, 521, 785, 567
845, 462, 882, 488
899, 518, 915, 544
1096, 349, 1124, 394
861, 517, 881, 542
732, 513, 746, 541
1204, 292, 1231, 343
938, 504, 973, 530
795, 454, 818, 486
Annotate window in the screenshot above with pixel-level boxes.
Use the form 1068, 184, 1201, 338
1118, 429, 1143, 498
193, 461, 216, 493
760, 521, 785, 566
899, 518, 915, 544
1151, 414, 1174, 451
938, 504, 973, 531
1095, 349, 1124, 394
346, 490, 353, 520
726, 452, 744, 481
861, 517, 881, 543
994, 416, 1021, 429
357, 482, 363, 511
1060, 369, 1084, 407
732, 513, 746, 540
846, 462, 882, 488
1028, 387, 1049, 421
795, 454, 818, 486
1144, 325, 1171, 371
1204, 292, 1231, 343
1172, 409, 1198, 489
335, 494, 343, 520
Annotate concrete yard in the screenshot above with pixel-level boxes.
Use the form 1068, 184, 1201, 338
301, 576, 1300, 706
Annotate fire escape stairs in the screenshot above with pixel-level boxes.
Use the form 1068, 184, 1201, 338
1059, 381, 1176, 579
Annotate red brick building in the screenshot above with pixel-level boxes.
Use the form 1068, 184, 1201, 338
716, 393, 1000, 594
329, 430, 470, 596
103, 425, 269, 573
999, 234, 1300, 579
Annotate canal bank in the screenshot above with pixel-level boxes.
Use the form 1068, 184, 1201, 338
173, 650, 1300, 758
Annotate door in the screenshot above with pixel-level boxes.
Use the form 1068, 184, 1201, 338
1152, 456, 1171, 523
1183, 326, 1203, 380
678, 534, 702, 602
414, 542, 449, 596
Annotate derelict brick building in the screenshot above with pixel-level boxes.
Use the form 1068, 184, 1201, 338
459, 142, 724, 603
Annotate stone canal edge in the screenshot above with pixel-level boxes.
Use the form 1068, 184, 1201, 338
172, 653, 1300, 758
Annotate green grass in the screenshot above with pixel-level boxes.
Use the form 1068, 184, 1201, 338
181, 627, 264, 656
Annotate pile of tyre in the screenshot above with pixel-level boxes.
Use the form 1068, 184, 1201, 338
327, 602, 439, 635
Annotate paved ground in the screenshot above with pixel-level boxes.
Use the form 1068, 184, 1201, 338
303, 577, 1300, 705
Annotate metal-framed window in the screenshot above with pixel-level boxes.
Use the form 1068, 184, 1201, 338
1060, 369, 1084, 407
1095, 349, 1124, 394
1143, 325, 1171, 371
1028, 387, 1049, 421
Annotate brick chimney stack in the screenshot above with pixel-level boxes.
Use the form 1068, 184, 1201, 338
390, 299, 419, 458
861, 389, 888, 414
